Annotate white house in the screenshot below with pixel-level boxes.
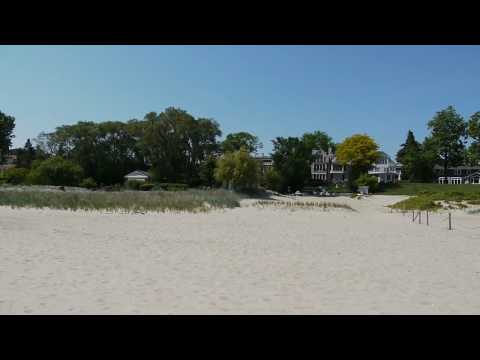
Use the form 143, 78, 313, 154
311, 148, 346, 183
368, 152, 402, 183
124, 170, 150, 182
310, 149, 401, 184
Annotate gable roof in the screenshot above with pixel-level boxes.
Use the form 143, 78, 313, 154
124, 170, 150, 178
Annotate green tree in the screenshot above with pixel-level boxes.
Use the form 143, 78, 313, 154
199, 155, 218, 187
263, 168, 283, 192
271, 137, 311, 193
221, 132, 262, 154
336, 134, 379, 189
214, 148, 260, 191
427, 106, 467, 177
141, 108, 221, 185
396, 130, 424, 181
302, 131, 335, 153
34, 121, 146, 185
0, 110, 15, 162
467, 111, 480, 165
27, 157, 84, 186
396, 130, 420, 163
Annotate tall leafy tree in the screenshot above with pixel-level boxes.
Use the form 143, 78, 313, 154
427, 106, 467, 176
221, 132, 262, 154
0, 110, 15, 162
302, 131, 335, 154
141, 107, 221, 185
214, 147, 260, 190
467, 111, 480, 165
336, 134, 379, 189
271, 137, 310, 192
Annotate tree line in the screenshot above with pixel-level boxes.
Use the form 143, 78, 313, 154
396, 106, 480, 182
2, 105, 480, 192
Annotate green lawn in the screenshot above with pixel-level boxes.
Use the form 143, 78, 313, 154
379, 182, 480, 196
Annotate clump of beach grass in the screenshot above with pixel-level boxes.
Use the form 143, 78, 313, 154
251, 200, 354, 211
388, 196, 442, 211
0, 189, 241, 213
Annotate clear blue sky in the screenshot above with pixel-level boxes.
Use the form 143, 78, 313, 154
1, 45, 480, 157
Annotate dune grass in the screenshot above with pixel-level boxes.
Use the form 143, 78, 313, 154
0, 189, 241, 213
251, 200, 354, 211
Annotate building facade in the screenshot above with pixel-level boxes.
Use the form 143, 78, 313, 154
310, 149, 402, 184
434, 165, 480, 184
254, 154, 273, 176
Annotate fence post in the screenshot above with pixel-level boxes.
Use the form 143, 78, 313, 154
448, 212, 452, 230
426, 211, 429, 226
412, 211, 414, 222
419, 211, 421, 224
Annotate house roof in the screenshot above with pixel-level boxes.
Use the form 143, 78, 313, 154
124, 170, 150, 178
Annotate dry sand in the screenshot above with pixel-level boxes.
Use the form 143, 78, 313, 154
1, 195, 480, 314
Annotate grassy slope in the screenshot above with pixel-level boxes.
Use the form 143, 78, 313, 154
383, 182, 480, 211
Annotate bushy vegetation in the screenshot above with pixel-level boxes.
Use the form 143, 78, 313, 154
263, 168, 283, 192
139, 183, 154, 191
355, 173, 379, 193
27, 157, 84, 186
3, 167, 29, 184
157, 183, 189, 191
126, 180, 142, 190
0, 189, 241, 213
389, 196, 442, 211
214, 148, 260, 191
79, 177, 97, 189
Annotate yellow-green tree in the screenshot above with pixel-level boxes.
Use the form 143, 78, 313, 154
214, 148, 260, 190
336, 134, 379, 189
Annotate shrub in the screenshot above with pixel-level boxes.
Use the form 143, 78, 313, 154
3, 167, 29, 184
355, 174, 379, 193
27, 157, 84, 186
126, 180, 142, 190
140, 183, 154, 191
79, 177, 97, 189
158, 183, 188, 191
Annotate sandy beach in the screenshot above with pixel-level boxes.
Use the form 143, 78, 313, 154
1, 194, 480, 314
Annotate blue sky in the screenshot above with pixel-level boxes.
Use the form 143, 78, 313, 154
1, 45, 480, 157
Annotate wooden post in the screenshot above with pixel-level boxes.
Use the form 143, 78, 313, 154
412, 211, 414, 222
448, 212, 452, 230
426, 211, 429, 226
418, 211, 421, 224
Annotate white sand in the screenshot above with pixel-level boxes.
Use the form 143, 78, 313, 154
1, 195, 480, 314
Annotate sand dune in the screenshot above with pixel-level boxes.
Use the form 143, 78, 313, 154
1, 195, 479, 314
